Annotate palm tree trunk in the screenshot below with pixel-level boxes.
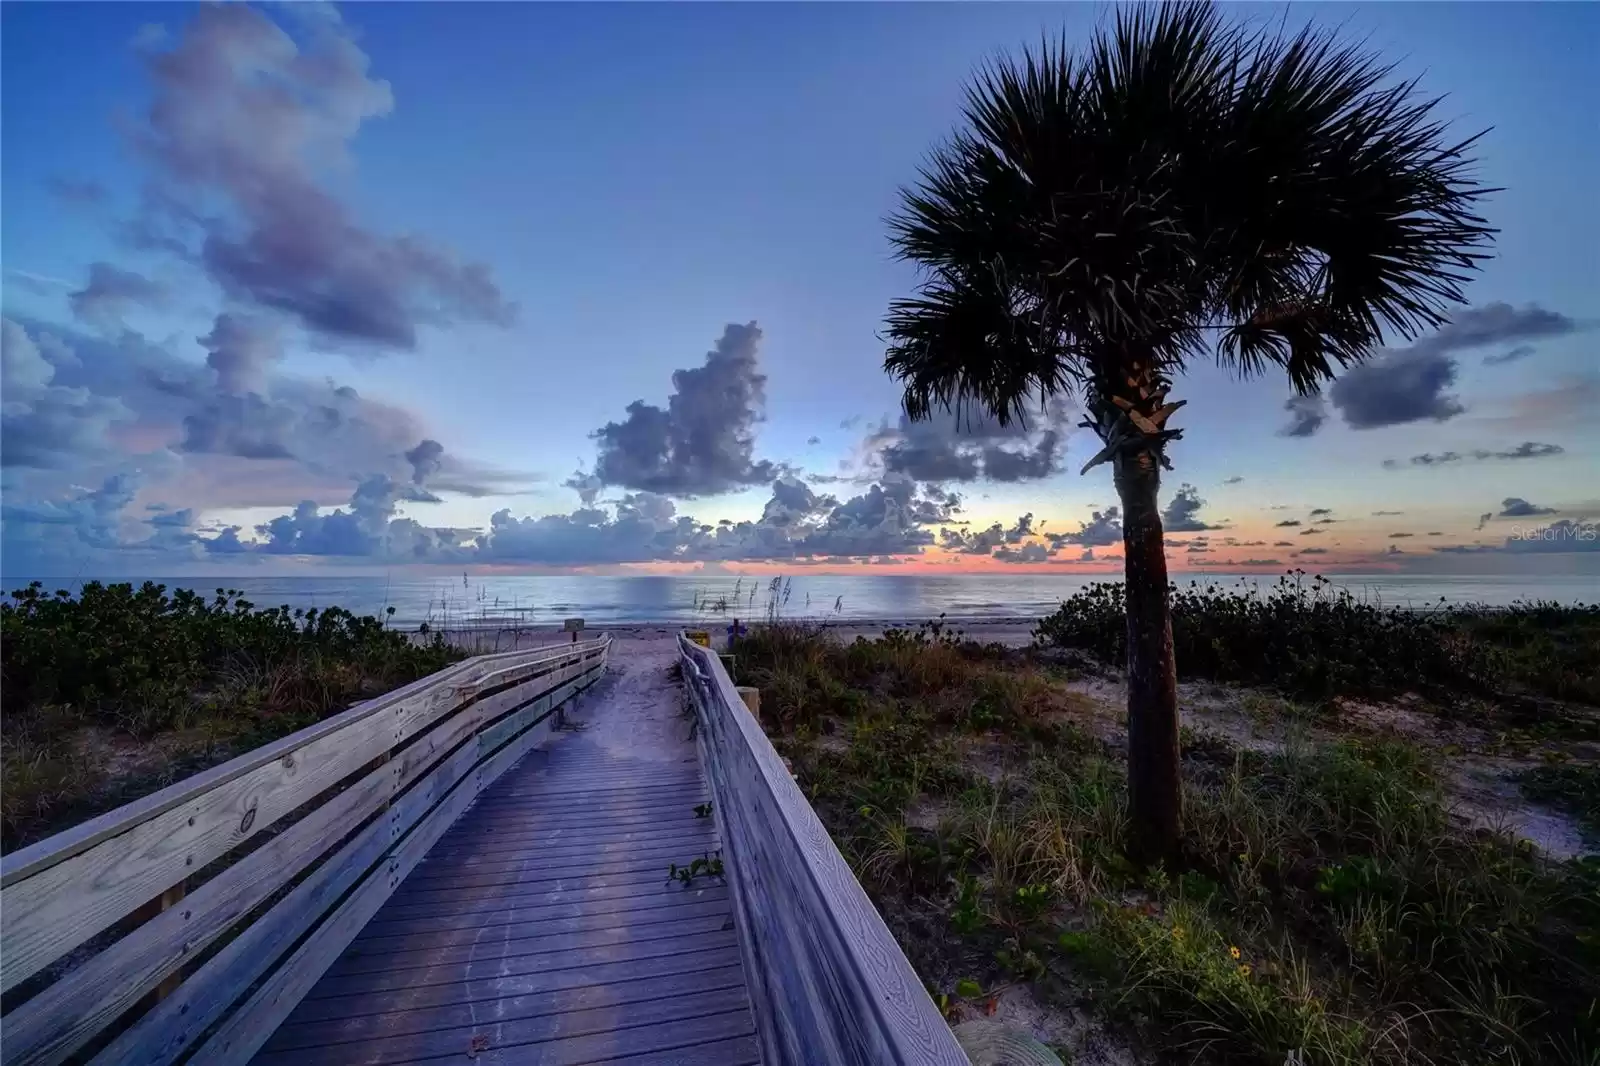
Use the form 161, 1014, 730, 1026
1113, 448, 1181, 864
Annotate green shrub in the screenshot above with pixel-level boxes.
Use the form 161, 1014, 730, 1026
1032, 571, 1598, 702
1, 581, 464, 849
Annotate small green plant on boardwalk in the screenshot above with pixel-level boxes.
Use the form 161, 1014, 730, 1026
667, 851, 725, 887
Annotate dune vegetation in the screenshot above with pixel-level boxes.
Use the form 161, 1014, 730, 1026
733, 580, 1600, 1065
0, 581, 463, 852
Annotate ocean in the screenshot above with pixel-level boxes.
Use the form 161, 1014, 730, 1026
8, 572, 1595, 629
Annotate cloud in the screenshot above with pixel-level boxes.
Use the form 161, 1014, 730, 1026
1390, 532, 1414, 538
945, 514, 1039, 557
1277, 394, 1325, 438
1048, 506, 1122, 548
994, 542, 1053, 564
209, 472, 965, 566
806, 436, 821, 446
1238, 558, 1282, 566
1312, 304, 1580, 434
2, 471, 204, 573
1, 319, 133, 469
404, 439, 444, 485
1373, 510, 1404, 516
199, 313, 281, 396
127, 3, 514, 350
1274, 540, 1294, 547
1299, 527, 1323, 536
1223, 476, 1243, 485
867, 398, 1069, 484
1275, 519, 1302, 527
69, 263, 168, 327
1409, 302, 1578, 359
588, 322, 777, 497
1435, 520, 1599, 555
1328, 349, 1464, 429
1498, 497, 1557, 518
1309, 508, 1332, 517
1381, 442, 1565, 469
1296, 547, 1329, 556
1483, 345, 1536, 367
1161, 484, 1219, 532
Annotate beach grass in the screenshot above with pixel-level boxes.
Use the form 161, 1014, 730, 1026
732, 588, 1600, 1065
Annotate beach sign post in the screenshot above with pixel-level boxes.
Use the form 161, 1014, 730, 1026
564, 617, 585, 643
687, 630, 712, 648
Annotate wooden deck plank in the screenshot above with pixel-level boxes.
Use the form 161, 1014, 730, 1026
327, 910, 734, 977
255, 986, 753, 1066
400, 1009, 756, 1066
354, 884, 731, 939
308, 928, 740, 1000
267, 956, 746, 1049
250, 642, 758, 1065
346, 896, 734, 957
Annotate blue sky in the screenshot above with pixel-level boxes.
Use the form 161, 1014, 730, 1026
3, 2, 1596, 577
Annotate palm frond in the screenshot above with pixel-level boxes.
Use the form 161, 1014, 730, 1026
884, 0, 1495, 423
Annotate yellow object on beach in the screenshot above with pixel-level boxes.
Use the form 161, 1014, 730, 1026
687, 631, 711, 647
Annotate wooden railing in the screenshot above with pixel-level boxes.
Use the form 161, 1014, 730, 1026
677, 635, 968, 1066
0, 637, 610, 1066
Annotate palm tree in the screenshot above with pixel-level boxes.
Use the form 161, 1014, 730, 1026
883, 3, 1493, 860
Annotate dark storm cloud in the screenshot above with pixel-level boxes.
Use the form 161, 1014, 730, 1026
1498, 497, 1557, 518
1161, 484, 1219, 532
129, 4, 515, 350
1277, 394, 1325, 438
589, 322, 778, 497
69, 263, 168, 326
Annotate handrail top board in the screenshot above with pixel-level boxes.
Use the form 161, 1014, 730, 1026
1, 635, 610, 887
677, 633, 967, 1065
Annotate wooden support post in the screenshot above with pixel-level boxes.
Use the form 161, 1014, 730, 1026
736, 686, 761, 719
153, 882, 186, 999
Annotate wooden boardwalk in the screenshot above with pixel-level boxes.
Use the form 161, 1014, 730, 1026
250, 644, 760, 1066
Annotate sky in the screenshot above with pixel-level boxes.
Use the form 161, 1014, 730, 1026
2, 1, 1596, 579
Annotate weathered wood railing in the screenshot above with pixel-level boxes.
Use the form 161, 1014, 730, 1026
677, 634, 967, 1066
0, 636, 610, 1066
